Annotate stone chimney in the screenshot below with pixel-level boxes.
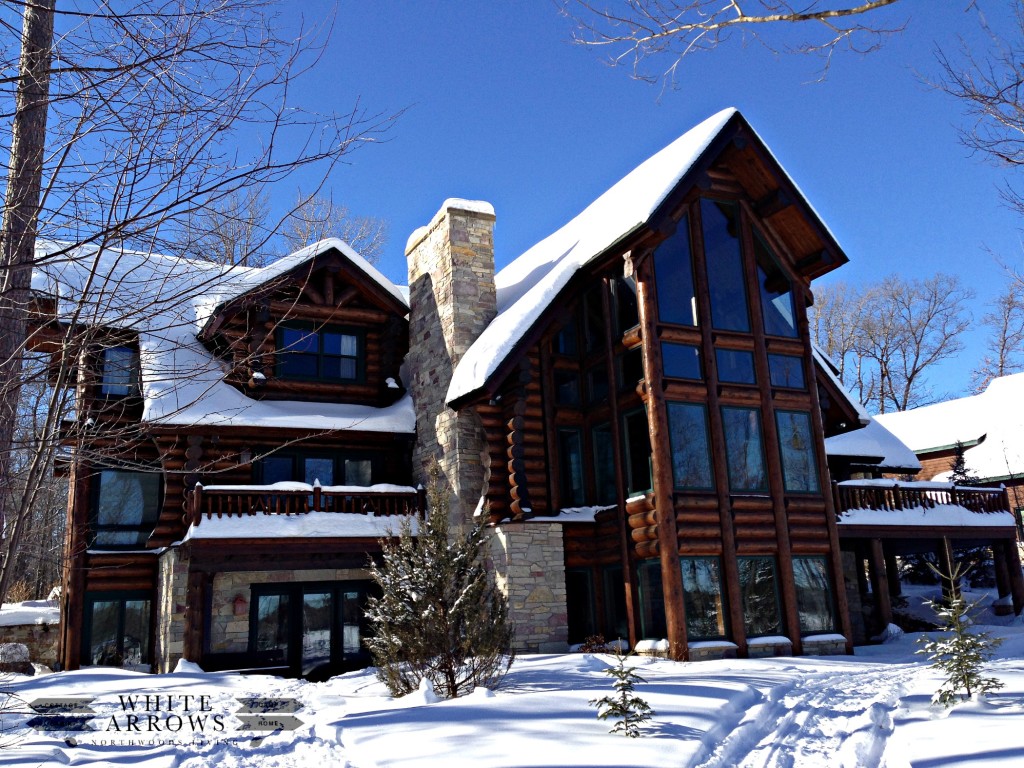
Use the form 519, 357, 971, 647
405, 199, 497, 523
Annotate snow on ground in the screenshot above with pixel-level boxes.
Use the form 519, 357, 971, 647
4, 626, 1024, 767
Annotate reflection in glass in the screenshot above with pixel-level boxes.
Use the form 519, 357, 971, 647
738, 557, 781, 637
302, 592, 333, 675
667, 403, 714, 490
703, 199, 750, 332
662, 343, 701, 380
101, 346, 138, 396
793, 556, 835, 633
754, 234, 798, 338
681, 557, 727, 639
95, 470, 160, 547
614, 276, 640, 333
88, 600, 120, 665
768, 354, 805, 389
776, 411, 819, 492
654, 215, 698, 326
722, 407, 767, 491
255, 593, 290, 653
622, 409, 652, 495
593, 424, 616, 505
558, 429, 585, 507
555, 370, 581, 406
637, 561, 667, 639
716, 348, 756, 384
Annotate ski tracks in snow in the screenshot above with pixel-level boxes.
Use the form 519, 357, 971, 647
693, 663, 917, 768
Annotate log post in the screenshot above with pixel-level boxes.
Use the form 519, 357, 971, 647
1001, 539, 1024, 615
867, 538, 892, 633
636, 250, 688, 660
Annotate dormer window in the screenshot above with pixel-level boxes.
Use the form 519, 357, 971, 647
276, 324, 364, 382
100, 346, 139, 397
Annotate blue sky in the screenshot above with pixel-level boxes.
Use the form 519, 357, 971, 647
278, 1, 1020, 401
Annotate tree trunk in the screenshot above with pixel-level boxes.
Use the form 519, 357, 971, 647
0, 0, 55, 603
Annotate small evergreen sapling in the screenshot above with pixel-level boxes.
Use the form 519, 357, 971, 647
590, 648, 655, 737
364, 464, 514, 699
916, 561, 1004, 707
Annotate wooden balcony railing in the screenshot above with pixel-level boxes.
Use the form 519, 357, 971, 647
187, 482, 426, 527
834, 481, 1009, 517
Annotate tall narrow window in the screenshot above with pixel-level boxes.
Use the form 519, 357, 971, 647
92, 470, 161, 548
776, 410, 819, 493
100, 346, 139, 396
614, 276, 640, 333
754, 233, 798, 338
622, 409, 652, 495
558, 428, 585, 507
702, 199, 750, 333
637, 561, 667, 639
738, 557, 782, 637
721, 407, 767, 492
583, 285, 606, 354
681, 557, 727, 639
602, 565, 629, 641
83, 593, 151, 668
566, 568, 596, 644
666, 403, 714, 490
654, 215, 698, 326
592, 423, 617, 505
793, 556, 836, 634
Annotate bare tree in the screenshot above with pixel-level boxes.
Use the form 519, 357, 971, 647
280, 193, 389, 263
812, 274, 973, 413
562, 0, 906, 84
972, 281, 1024, 392
0, 0, 395, 603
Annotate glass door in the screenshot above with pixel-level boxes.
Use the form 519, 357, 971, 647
301, 591, 333, 676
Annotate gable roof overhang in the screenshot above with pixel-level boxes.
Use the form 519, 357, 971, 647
198, 239, 409, 342
447, 109, 850, 410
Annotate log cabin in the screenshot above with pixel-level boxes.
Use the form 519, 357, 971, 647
31, 107, 1024, 676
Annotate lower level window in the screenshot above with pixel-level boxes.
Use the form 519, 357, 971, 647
681, 557, 727, 639
738, 557, 782, 637
637, 561, 666, 639
250, 581, 372, 677
793, 556, 836, 633
83, 592, 151, 668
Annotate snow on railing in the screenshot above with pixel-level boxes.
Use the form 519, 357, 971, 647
834, 480, 1009, 516
188, 481, 426, 526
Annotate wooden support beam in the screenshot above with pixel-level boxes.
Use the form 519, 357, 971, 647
884, 553, 902, 598
1002, 539, 1024, 615
636, 249, 688, 660
868, 538, 892, 632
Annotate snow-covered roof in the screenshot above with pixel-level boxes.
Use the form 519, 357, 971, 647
31, 240, 414, 433
824, 418, 921, 472
874, 372, 1024, 481
447, 108, 845, 405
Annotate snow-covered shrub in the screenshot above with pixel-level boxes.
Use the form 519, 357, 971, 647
590, 649, 655, 737
916, 562, 1003, 707
365, 463, 514, 699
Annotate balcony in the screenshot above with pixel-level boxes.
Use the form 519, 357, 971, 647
834, 480, 1010, 517
187, 482, 426, 528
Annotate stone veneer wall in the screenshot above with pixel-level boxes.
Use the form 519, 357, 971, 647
489, 522, 568, 653
0, 623, 58, 667
405, 199, 496, 524
154, 547, 187, 673
207, 567, 369, 654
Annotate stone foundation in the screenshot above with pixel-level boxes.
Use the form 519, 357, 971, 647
801, 634, 848, 656
0, 624, 58, 667
688, 641, 738, 661
489, 522, 568, 653
746, 637, 793, 658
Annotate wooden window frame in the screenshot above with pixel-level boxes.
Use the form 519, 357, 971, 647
275, 322, 365, 383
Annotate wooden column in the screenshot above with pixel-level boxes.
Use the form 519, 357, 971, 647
636, 251, 688, 660
182, 570, 211, 662
867, 538, 892, 632
603, 274, 639, 648
1001, 539, 1024, 615
884, 553, 902, 598
994, 541, 1012, 601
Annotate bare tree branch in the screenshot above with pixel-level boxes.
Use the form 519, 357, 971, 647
562, 0, 907, 85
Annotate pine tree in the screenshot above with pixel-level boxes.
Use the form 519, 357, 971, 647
590, 648, 655, 737
364, 465, 514, 699
916, 561, 1004, 707
950, 441, 982, 486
